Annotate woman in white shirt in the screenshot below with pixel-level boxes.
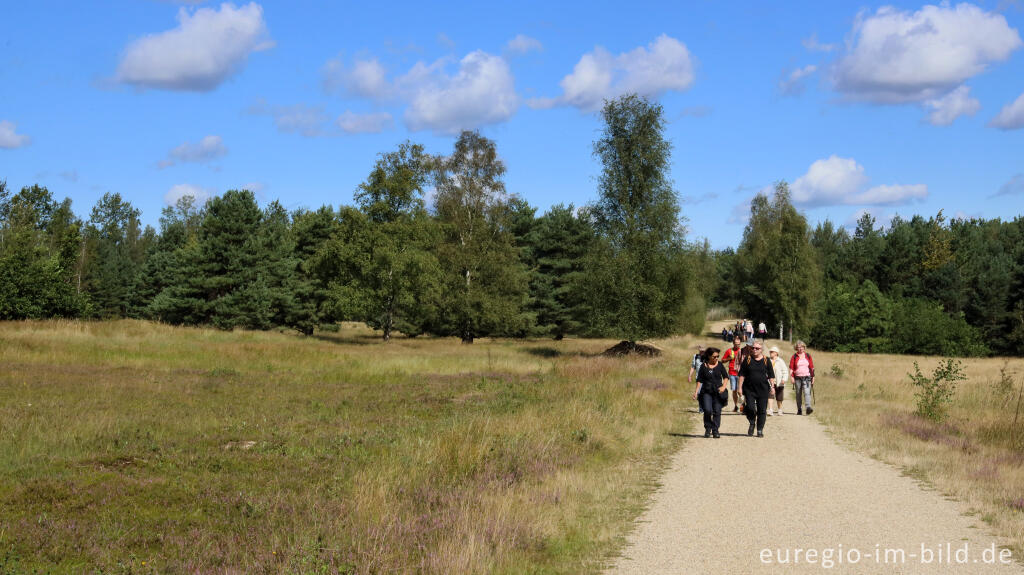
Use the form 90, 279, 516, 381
768, 346, 789, 415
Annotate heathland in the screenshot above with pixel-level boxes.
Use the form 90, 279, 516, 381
0, 320, 693, 574
2, 320, 1023, 573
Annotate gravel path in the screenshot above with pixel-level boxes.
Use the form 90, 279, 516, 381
608, 406, 1024, 574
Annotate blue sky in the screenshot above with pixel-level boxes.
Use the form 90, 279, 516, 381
2, 0, 1023, 249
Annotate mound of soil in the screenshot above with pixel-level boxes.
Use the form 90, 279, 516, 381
602, 340, 662, 357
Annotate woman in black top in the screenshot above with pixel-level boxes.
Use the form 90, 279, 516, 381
738, 341, 776, 438
692, 347, 728, 438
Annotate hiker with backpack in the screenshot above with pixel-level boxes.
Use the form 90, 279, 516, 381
692, 347, 729, 438
789, 340, 815, 415
738, 340, 775, 437
721, 336, 745, 412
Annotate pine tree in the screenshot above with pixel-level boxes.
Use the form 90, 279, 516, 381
290, 206, 340, 334
82, 193, 145, 318
526, 204, 593, 339
136, 196, 206, 322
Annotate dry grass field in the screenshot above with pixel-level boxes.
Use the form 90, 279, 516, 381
702, 321, 1024, 561
3, 319, 1023, 573
0, 320, 697, 574
811, 347, 1024, 559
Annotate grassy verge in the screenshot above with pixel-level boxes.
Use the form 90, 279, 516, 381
809, 349, 1024, 559
0, 320, 694, 574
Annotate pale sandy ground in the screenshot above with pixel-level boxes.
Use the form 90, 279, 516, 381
608, 406, 1024, 574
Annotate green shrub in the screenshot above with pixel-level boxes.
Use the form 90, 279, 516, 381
908, 358, 966, 422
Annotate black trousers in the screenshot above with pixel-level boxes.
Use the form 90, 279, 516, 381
700, 392, 723, 432
745, 393, 769, 432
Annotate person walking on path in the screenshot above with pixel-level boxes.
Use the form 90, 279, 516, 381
692, 347, 728, 438
744, 320, 755, 345
738, 341, 775, 437
721, 336, 745, 412
687, 345, 705, 414
758, 321, 768, 340
767, 345, 789, 416
789, 340, 815, 415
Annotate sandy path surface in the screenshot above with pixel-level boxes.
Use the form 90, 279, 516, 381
608, 406, 1024, 574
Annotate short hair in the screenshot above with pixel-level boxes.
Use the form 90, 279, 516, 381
796, 340, 807, 348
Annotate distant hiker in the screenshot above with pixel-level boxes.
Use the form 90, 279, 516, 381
721, 327, 729, 342
789, 340, 815, 415
744, 320, 755, 345
688, 345, 705, 414
758, 321, 768, 340
721, 336, 745, 412
738, 340, 775, 437
768, 346, 789, 416
693, 347, 728, 438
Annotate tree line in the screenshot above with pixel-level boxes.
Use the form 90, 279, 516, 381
712, 182, 1024, 357
4, 93, 1021, 356
0, 95, 705, 344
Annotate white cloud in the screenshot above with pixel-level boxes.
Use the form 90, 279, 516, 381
802, 33, 837, 52
160, 135, 227, 168
0, 120, 31, 149
320, 50, 519, 134
792, 155, 928, 207
165, 183, 211, 205
506, 34, 543, 54
989, 91, 1024, 129
833, 3, 1021, 103
778, 65, 817, 96
924, 85, 981, 125
532, 34, 695, 112
250, 103, 330, 137
402, 51, 519, 134
116, 2, 273, 92
323, 57, 391, 99
337, 111, 393, 134
855, 184, 929, 205
992, 174, 1024, 196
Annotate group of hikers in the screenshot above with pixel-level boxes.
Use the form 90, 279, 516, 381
721, 318, 768, 345
687, 330, 816, 439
